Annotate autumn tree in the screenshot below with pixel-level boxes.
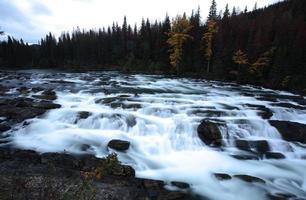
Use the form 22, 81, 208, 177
250, 47, 276, 79
233, 50, 248, 71
167, 14, 193, 73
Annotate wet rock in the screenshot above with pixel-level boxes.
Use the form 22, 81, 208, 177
108, 139, 130, 151
31, 87, 44, 93
269, 120, 306, 144
0, 124, 11, 132
235, 139, 270, 154
267, 192, 296, 200
34, 89, 57, 100
32, 101, 61, 110
171, 181, 190, 189
17, 86, 29, 94
80, 144, 91, 151
231, 154, 259, 160
0, 85, 8, 95
110, 102, 142, 109
271, 102, 305, 110
78, 111, 91, 119
41, 153, 80, 170
244, 104, 273, 119
197, 120, 223, 147
233, 175, 265, 184
143, 179, 164, 189
265, 152, 286, 159
213, 173, 232, 180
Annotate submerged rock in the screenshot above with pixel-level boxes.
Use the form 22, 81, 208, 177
213, 173, 232, 180
233, 175, 265, 184
78, 111, 91, 119
197, 120, 223, 147
265, 152, 286, 159
171, 181, 190, 189
269, 120, 306, 144
235, 139, 270, 154
108, 139, 130, 151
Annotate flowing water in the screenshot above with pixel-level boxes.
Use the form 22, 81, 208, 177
2, 71, 306, 200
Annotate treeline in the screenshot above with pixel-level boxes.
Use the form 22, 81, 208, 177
0, 0, 306, 93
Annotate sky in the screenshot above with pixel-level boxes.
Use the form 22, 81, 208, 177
0, 0, 281, 43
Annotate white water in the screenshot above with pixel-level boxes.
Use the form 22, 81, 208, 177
3, 71, 306, 200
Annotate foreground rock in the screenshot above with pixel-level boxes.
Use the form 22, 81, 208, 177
108, 139, 131, 151
197, 120, 223, 146
269, 120, 306, 144
0, 97, 61, 125
0, 148, 197, 200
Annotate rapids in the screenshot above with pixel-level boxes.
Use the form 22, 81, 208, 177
2, 71, 306, 200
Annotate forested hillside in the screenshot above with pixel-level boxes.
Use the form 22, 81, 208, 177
0, 0, 305, 93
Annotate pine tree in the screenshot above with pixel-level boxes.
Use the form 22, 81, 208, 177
208, 0, 217, 20
167, 14, 193, 73
223, 4, 230, 19
253, 2, 258, 11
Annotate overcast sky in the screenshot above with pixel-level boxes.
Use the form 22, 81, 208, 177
0, 0, 281, 43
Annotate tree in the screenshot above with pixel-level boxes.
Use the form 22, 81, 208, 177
223, 4, 230, 19
167, 14, 193, 73
253, 2, 258, 11
203, 20, 218, 73
233, 50, 248, 71
208, 0, 217, 20
250, 47, 276, 79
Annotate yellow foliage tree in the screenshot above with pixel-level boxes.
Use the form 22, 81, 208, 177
203, 20, 218, 73
250, 47, 276, 75
233, 50, 249, 71
167, 15, 193, 73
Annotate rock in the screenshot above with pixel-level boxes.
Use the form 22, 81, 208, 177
197, 120, 223, 146
235, 139, 270, 153
0, 124, 10, 132
78, 111, 91, 119
108, 139, 130, 151
32, 101, 61, 110
171, 181, 190, 189
267, 192, 296, 200
213, 173, 232, 180
231, 154, 259, 160
271, 102, 305, 110
244, 104, 273, 119
269, 120, 306, 144
265, 152, 286, 159
33, 89, 57, 100
233, 175, 265, 184
0, 147, 196, 200
17, 86, 29, 94
112, 164, 135, 177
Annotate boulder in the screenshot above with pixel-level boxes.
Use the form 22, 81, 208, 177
78, 111, 91, 119
108, 139, 130, 151
265, 152, 285, 159
269, 120, 306, 143
33, 89, 57, 100
235, 139, 270, 154
197, 120, 223, 146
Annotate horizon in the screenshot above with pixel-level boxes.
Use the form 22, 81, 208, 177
0, 0, 281, 44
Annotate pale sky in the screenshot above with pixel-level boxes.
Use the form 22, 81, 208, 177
0, 0, 281, 43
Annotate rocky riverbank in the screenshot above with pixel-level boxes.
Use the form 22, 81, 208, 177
0, 148, 197, 200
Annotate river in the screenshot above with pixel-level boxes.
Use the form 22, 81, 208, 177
2, 70, 306, 199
